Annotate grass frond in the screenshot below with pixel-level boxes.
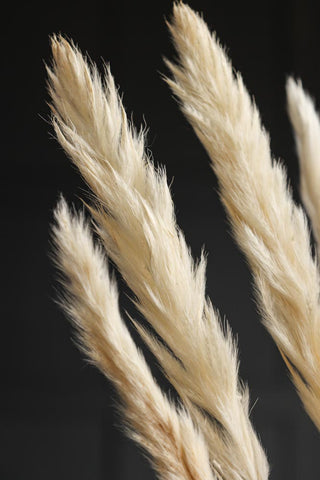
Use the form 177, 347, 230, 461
52, 196, 216, 480
287, 77, 320, 257
47, 32, 268, 480
166, 2, 320, 432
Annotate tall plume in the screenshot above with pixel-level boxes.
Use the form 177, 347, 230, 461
52, 197, 215, 480
165, 2, 320, 431
287, 78, 320, 258
47, 33, 268, 480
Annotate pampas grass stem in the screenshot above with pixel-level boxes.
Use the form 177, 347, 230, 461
52, 197, 216, 480
47, 31, 268, 480
287, 78, 320, 258
166, 1, 320, 431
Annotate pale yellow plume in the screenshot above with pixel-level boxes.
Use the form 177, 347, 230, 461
48, 33, 268, 480
52, 197, 216, 480
166, 2, 320, 431
287, 77, 320, 258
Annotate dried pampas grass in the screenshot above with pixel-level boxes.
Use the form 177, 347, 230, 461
166, 2, 320, 431
52, 197, 215, 480
48, 2, 320, 478
48, 28, 268, 480
287, 78, 320, 257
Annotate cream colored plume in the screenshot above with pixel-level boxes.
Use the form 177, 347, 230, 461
287, 78, 320, 256
52, 197, 216, 480
47, 35, 268, 480
166, 2, 320, 431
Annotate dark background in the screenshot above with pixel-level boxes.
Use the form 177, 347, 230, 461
2, 0, 320, 478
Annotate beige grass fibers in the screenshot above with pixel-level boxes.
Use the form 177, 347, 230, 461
287, 78, 320, 257
47, 34, 268, 480
166, 2, 320, 431
52, 197, 216, 480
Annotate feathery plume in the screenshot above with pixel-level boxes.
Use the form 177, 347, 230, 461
47, 35, 268, 480
287, 78, 320, 256
166, 2, 320, 431
52, 197, 216, 480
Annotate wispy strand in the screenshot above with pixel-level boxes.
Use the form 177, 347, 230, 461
166, 2, 320, 431
47, 32, 268, 480
52, 197, 216, 480
287, 77, 320, 258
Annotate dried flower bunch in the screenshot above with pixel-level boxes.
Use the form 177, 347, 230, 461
48, 3, 320, 479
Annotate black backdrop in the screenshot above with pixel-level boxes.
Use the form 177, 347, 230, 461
2, 0, 320, 478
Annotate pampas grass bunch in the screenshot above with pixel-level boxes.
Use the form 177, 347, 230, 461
47, 2, 320, 479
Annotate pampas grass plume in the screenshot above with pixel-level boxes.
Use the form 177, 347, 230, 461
47, 27, 268, 480
287, 78, 320, 256
52, 197, 216, 480
166, 1, 320, 432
